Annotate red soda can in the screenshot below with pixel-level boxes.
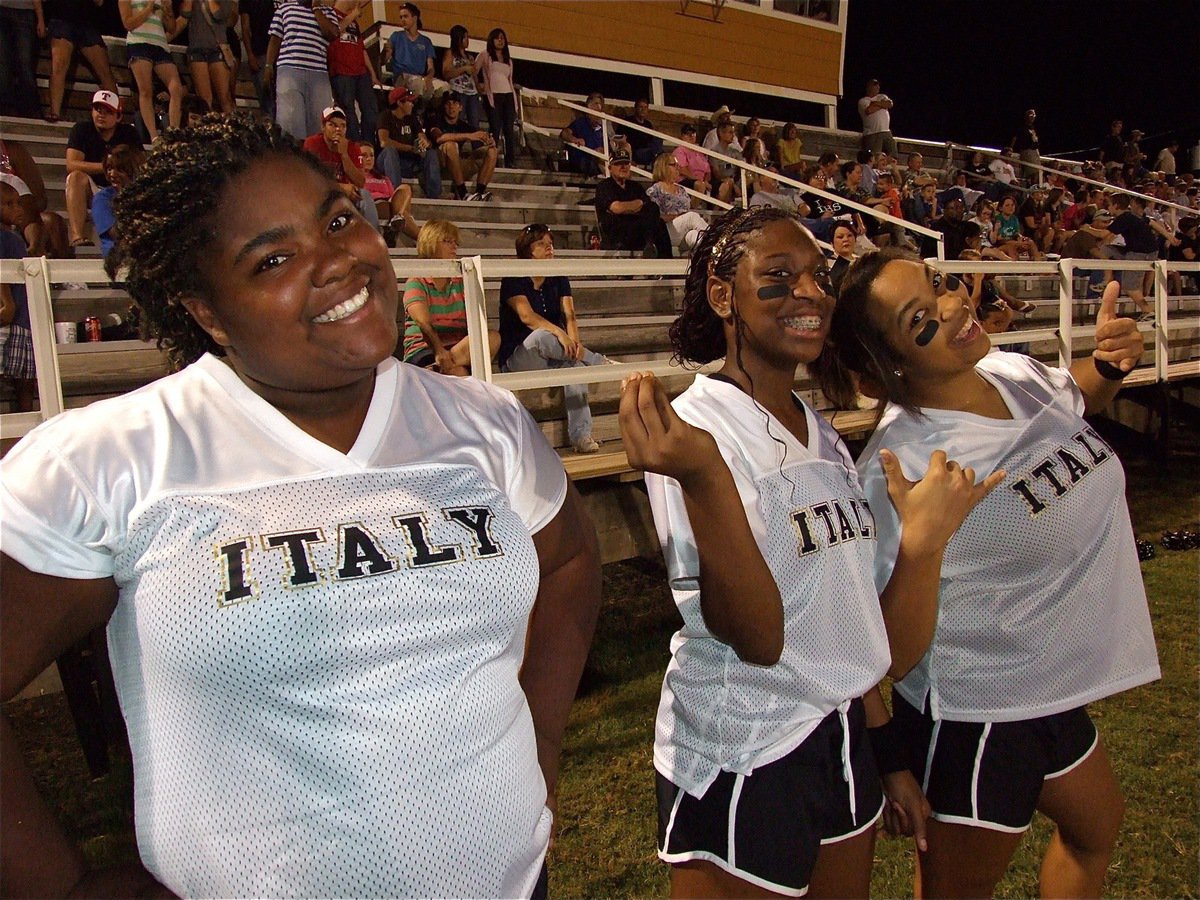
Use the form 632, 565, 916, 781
84, 315, 102, 342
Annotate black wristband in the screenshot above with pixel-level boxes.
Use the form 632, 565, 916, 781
867, 719, 909, 776
1093, 357, 1126, 381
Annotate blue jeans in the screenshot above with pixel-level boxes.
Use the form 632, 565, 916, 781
0, 8, 41, 118
379, 144, 442, 199
356, 188, 380, 232
503, 329, 607, 444
251, 65, 274, 119
460, 92, 483, 133
331, 72, 378, 146
275, 66, 332, 142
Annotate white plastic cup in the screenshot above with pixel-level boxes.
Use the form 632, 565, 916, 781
54, 321, 78, 344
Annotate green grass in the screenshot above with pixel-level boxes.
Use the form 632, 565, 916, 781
6, 420, 1198, 898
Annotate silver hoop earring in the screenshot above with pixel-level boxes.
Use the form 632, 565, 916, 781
893, 369, 903, 378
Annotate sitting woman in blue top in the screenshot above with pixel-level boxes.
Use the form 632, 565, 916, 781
499, 224, 613, 454
91, 144, 145, 260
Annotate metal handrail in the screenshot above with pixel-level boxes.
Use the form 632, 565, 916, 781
556, 97, 946, 256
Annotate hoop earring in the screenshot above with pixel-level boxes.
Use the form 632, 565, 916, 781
893, 369, 903, 378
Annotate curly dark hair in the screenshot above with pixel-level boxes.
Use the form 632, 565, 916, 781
104, 113, 328, 370
812, 246, 926, 417
668, 204, 801, 366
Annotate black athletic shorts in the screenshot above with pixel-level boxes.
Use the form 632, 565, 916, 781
656, 699, 883, 896
892, 692, 1098, 832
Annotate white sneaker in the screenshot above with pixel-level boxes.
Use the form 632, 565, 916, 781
572, 436, 601, 454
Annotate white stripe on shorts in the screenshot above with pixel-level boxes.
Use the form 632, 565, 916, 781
727, 772, 746, 870
970, 723, 992, 821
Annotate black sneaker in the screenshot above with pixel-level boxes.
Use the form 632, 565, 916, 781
452, 185, 468, 201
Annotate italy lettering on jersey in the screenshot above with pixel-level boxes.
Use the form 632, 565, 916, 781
791, 497, 875, 554
216, 504, 504, 607
859, 352, 1159, 724
1008, 426, 1113, 517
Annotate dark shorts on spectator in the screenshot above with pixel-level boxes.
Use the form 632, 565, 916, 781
48, 18, 104, 48
892, 692, 1098, 833
127, 43, 173, 66
188, 47, 225, 64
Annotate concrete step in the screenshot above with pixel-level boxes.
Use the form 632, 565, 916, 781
456, 220, 593, 250
412, 197, 596, 227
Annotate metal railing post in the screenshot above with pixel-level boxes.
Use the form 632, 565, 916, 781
1154, 260, 1168, 382
460, 256, 493, 381
25, 256, 65, 419
1057, 258, 1074, 370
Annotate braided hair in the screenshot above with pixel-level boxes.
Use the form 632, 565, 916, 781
104, 113, 328, 370
669, 204, 800, 366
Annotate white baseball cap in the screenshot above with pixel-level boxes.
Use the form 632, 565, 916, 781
92, 89, 121, 112
0, 173, 32, 197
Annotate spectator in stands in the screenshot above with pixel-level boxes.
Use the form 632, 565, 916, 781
324, 0, 382, 144
427, 90, 497, 201
775, 122, 805, 177
42, 0, 119, 123
646, 152, 708, 253
440, 25, 481, 132
65, 91, 141, 249
476, 28, 519, 169
988, 148, 1017, 194
1061, 188, 1092, 232
560, 93, 610, 179
1081, 194, 1179, 318
595, 148, 672, 257
963, 206, 1011, 261
1011, 108, 1040, 181
1123, 129, 1148, 180
1154, 139, 1178, 177
923, 194, 970, 260
748, 167, 803, 214
741, 137, 769, 172
616, 98, 663, 168
907, 179, 938, 230
1, 138, 68, 258
701, 105, 737, 152
709, 120, 743, 204
381, 1, 435, 101
1100, 120, 1125, 176
839, 158, 889, 234
741, 117, 761, 144
266, 0, 337, 142
400, 219, 499, 374
993, 193, 1041, 260
179, 0, 238, 115
1019, 184, 1056, 254
301, 105, 381, 232
0, 180, 36, 411
674, 123, 711, 197
240, 0, 276, 117
0, 0, 42, 119
899, 152, 927, 193
1167, 216, 1197, 296
499, 224, 612, 454
118, 0, 184, 143
963, 150, 991, 190
858, 77, 896, 156
828, 220, 857, 296
181, 93, 211, 127
357, 142, 419, 246
858, 149, 878, 195
91, 143, 145, 260
377, 85, 440, 198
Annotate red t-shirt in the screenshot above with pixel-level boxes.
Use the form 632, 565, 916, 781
324, 8, 368, 77
302, 133, 363, 185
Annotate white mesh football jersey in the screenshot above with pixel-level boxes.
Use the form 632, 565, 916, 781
647, 375, 891, 797
860, 352, 1160, 723
1, 354, 568, 898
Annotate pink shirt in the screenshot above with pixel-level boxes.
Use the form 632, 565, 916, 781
674, 144, 711, 182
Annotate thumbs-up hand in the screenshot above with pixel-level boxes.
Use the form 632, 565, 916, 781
882, 448, 1006, 553
1093, 279, 1144, 374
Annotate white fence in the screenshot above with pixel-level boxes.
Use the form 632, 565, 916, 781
2, 256, 1197, 442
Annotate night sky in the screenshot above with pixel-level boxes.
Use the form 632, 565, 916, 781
839, 0, 1200, 161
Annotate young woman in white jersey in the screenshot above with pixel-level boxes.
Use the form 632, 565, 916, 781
816, 248, 1159, 897
618, 206, 1002, 898
0, 116, 600, 899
